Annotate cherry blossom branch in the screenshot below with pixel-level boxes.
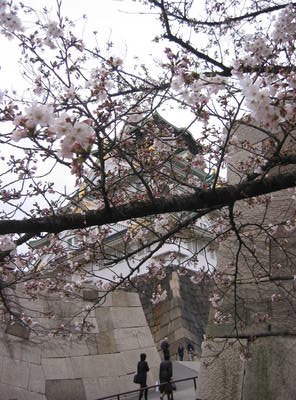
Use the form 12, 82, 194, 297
149, 1, 294, 28
0, 168, 295, 235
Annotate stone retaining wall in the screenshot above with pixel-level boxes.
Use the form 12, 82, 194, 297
137, 268, 212, 359
0, 290, 160, 400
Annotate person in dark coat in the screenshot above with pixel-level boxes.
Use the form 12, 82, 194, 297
160, 337, 170, 359
177, 343, 184, 361
137, 353, 150, 400
159, 353, 174, 400
186, 342, 195, 361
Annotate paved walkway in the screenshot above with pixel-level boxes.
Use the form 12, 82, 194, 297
126, 361, 198, 400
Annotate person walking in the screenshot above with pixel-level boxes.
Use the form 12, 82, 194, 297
177, 343, 184, 361
160, 337, 170, 359
137, 353, 149, 400
187, 342, 195, 361
159, 353, 174, 400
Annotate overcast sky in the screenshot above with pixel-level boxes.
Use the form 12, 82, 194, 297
0, 0, 163, 90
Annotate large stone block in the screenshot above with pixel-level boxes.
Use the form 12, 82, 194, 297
114, 326, 154, 352
167, 306, 182, 321
82, 377, 100, 400
114, 328, 138, 352
18, 298, 45, 317
5, 322, 30, 340
154, 325, 169, 343
1, 357, 30, 389
33, 317, 73, 330
111, 291, 129, 307
29, 363, 46, 394
173, 327, 188, 341
126, 292, 142, 307
144, 347, 162, 368
119, 373, 136, 393
71, 353, 126, 378
196, 339, 246, 400
85, 335, 99, 355
97, 331, 117, 354
0, 382, 45, 400
135, 327, 155, 349
97, 376, 121, 398
97, 291, 112, 307
41, 357, 73, 380
95, 308, 114, 333
0, 338, 41, 364
111, 291, 142, 307
44, 299, 84, 319
83, 289, 99, 301
41, 338, 90, 358
45, 378, 87, 400
243, 337, 296, 400
207, 281, 296, 339
111, 307, 147, 329
155, 310, 170, 326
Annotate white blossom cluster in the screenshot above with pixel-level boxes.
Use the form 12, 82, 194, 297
0, 235, 16, 252
272, 4, 296, 46
190, 273, 204, 284
85, 67, 115, 103
239, 77, 280, 131
213, 310, 232, 325
243, 35, 272, 66
43, 20, 63, 49
171, 71, 227, 106
209, 293, 223, 308
147, 262, 166, 280
52, 115, 95, 159
12, 103, 95, 159
152, 214, 174, 235
0, 0, 23, 35
151, 284, 167, 305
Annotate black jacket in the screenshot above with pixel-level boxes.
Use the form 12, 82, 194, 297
161, 340, 169, 352
137, 360, 149, 384
159, 360, 173, 383
178, 344, 184, 355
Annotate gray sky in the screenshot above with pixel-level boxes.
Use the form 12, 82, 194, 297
0, 0, 162, 90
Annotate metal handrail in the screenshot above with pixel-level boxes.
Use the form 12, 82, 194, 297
95, 375, 198, 400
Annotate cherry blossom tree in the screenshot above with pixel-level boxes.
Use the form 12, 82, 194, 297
0, 0, 295, 346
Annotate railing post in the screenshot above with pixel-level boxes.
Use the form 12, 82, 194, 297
193, 377, 197, 391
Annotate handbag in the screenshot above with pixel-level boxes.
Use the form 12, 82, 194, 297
133, 374, 141, 384
171, 381, 177, 391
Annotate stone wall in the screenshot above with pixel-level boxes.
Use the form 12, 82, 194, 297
0, 290, 160, 400
196, 125, 296, 399
137, 268, 212, 360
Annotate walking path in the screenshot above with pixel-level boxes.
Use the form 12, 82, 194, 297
126, 361, 199, 400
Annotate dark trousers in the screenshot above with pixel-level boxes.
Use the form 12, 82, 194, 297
163, 349, 170, 359
139, 382, 148, 400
